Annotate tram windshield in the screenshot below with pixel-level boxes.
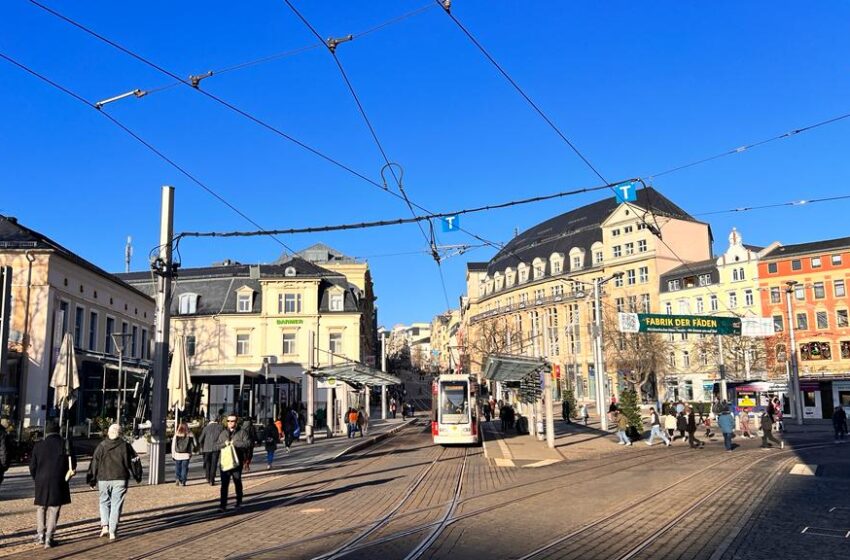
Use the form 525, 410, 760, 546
440, 381, 469, 424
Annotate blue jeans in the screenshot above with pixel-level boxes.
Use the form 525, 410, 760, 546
266, 450, 275, 465
723, 432, 733, 450
174, 459, 189, 484
617, 430, 630, 444
98, 480, 127, 535
648, 425, 670, 445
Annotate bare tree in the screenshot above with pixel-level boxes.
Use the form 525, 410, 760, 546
467, 316, 520, 373
694, 334, 781, 381
603, 312, 674, 401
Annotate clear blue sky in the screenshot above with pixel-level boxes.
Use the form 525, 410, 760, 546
2, 1, 849, 327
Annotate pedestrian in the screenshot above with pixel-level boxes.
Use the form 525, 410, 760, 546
346, 408, 358, 438
739, 408, 753, 438
0, 417, 9, 490
198, 415, 224, 486
87, 423, 141, 541
407, 402, 415, 417
773, 397, 785, 432
646, 407, 670, 446
664, 410, 677, 442
615, 412, 631, 446
217, 414, 252, 512
500, 405, 509, 432
241, 419, 256, 472
717, 407, 735, 452
30, 421, 75, 549
676, 411, 688, 442
489, 397, 497, 419
390, 399, 397, 419
832, 405, 848, 443
608, 397, 619, 427
562, 399, 571, 423
483, 402, 491, 423
760, 411, 783, 449
171, 422, 196, 486
283, 408, 298, 453
675, 401, 685, 415
686, 407, 704, 448
580, 403, 589, 425
263, 419, 279, 469
358, 406, 369, 436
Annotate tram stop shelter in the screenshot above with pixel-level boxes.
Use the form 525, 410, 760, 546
482, 354, 554, 444
310, 362, 401, 437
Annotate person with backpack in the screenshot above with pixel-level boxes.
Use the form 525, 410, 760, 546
717, 407, 736, 452
171, 422, 197, 486
30, 421, 75, 549
646, 407, 671, 446
263, 419, 279, 469
87, 424, 141, 541
198, 416, 224, 486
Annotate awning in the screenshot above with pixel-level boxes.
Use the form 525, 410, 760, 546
189, 368, 266, 386
313, 363, 400, 386
482, 354, 548, 382
103, 363, 150, 376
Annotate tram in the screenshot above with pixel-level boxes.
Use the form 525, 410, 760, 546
431, 374, 481, 445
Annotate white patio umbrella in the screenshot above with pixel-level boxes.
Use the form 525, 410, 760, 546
168, 335, 193, 423
50, 332, 80, 432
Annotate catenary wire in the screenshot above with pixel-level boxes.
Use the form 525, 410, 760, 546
692, 193, 850, 217
0, 52, 296, 255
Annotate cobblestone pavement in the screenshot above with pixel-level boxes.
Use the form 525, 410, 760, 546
1, 416, 847, 560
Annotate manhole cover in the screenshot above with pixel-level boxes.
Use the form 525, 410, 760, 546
801, 527, 850, 538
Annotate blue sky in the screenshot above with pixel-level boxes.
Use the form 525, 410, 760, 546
1, 1, 849, 327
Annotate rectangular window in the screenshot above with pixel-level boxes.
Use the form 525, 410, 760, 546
616, 297, 625, 313
282, 333, 296, 355
811, 256, 822, 268
236, 333, 250, 355
682, 351, 690, 368
612, 229, 620, 237
791, 259, 802, 271
795, 285, 805, 301
832, 254, 843, 265
58, 301, 70, 335
767, 262, 778, 274
88, 311, 98, 351
105, 317, 115, 354
796, 313, 808, 330
710, 295, 718, 312
73, 306, 85, 348
594, 251, 603, 265
698, 274, 712, 286
552, 260, 562, 274
744, 289, 754, 306
624, 242, 634, 256
237, 293, 252, 312
773, 315, 784, 332
770, 287, 781, 304
571, 256, 582, 270
637, 239, 647, 253
814, 282, 826, 299
842, 341, 850, 359
614, 275, 624, 288
668, 352, 676, 368
695, 297, 704, 313
624, 225, 633, 234
638, 266, 648, 283
837, 309, 848, 328
330, 293, 344, 311
534, 289, 545, 302
641, 294, 650, 313
627, 269, 636, 285
668, 279, 680, 291
329, 333, 343, 354
546, 308, 560, 356
628, 295, 637, 312
520, 293, 528, 306
551, 284, 564, 298
141, 329, 148, 359
835, 280, 846, 297
282, 293, 302, 314
728, 292, 737, 308
817, 311, 829, 329
186, 334, 196, 357
665, 302, 672, 315
613, 245, 622, 258
131, 325, 138, 358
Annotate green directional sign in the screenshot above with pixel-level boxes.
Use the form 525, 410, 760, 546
618, 313, 741, 335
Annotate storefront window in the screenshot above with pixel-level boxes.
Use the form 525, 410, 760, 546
803, 391, 817, 407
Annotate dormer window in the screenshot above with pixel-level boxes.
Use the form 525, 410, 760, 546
330, 292, 344, 311
532, 259, 545, 280
237, 293, 252, 312
178, 293, 199, 315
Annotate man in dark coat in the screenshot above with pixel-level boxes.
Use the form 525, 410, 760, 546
0, 417, 10, 489
30, 422, 76, 548
198, 416, 224, 485
217, 413, 252, 512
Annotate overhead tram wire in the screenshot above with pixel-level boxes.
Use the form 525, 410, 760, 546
693, 193, 850, 217
0, 52, 296, 255
27, 0, 503, 265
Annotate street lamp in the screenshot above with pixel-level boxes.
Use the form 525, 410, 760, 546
593, 272, 624, 431
784, 281, 804, 425
111, 332, 133, 425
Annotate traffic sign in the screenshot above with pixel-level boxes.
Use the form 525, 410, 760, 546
441, 215, 460, 232
618, 312, 741, 335
614, 181, 638, 203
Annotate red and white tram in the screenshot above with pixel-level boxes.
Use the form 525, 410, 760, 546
431, 374, 481, 445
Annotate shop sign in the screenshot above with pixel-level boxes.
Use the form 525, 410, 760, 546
618, 313, 741, 335
799, 381, 820, 391
832, 381, 850, 390
737, 391, 757, 408
276, 318, 304, 325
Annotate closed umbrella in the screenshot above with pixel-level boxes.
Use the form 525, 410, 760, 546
168, 335, 193, 423
50, 332, 80, 432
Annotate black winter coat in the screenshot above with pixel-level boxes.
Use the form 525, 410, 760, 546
198, 422, 224, 453
686, 412, 697, 433
30, 434, 75, 507
0, 429, 8, 471
217, 426, 252, 463
89, 437, 134, 483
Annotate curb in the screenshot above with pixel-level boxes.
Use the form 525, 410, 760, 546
331, 419, 420, 460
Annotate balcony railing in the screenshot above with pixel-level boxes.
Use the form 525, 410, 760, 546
470, 290, 587, 323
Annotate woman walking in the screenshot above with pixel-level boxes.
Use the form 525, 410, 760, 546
241, 420, 256, 472
615, 412, 632, 446
263, 419, 279, 469
664, 410, 678, 442
30, 422, 75, 549
282, 408, 298, 453
686, 407, 704, 448
739, 408, 753, 438
580, 403, 589, 425
171, 422, 196, 486
676, 411, 688, 443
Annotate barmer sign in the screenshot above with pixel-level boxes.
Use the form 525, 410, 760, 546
618, 313, 741, 335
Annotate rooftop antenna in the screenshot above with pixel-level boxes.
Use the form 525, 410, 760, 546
125, 236, 133, 273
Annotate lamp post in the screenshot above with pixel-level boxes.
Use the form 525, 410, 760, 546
110, 332, 133, 425
593, 272, 623, 431
784, 281, 804, 425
